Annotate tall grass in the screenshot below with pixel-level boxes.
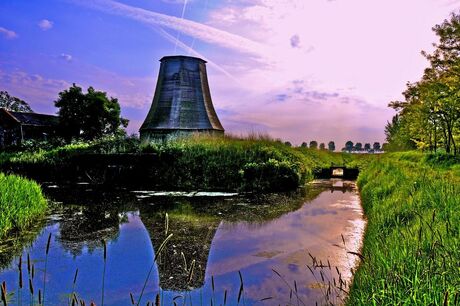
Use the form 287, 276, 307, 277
0, 173, 47, 239
0, 134, 363, 192
347, 152, 460, 305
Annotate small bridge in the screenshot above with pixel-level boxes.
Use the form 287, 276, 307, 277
315, 166, 359, 179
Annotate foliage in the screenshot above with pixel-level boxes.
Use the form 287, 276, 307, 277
386, 13, 460, 154
319, 143, 325, 150
309, 141, 318, 149
345, 141, 353, 152
328, 141, 335, 152
0, 173, 47, 239
372, 142, 381, 151
55, 84, 129, 141
0, 134, 366, 192
0, 91, 33, 112
347, 152, 460, 305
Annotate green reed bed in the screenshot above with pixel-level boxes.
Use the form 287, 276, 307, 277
0, 135, 356, 192
348, 152, 460, 305
0, 173, 47, 240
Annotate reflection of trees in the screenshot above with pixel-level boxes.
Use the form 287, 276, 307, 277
0, 218, 47, 270
137, 191, 313, 292
57, 205, 127, 257
44, 186, 135, 257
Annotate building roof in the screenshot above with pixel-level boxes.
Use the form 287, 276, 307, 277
5, 109, 59, 126
160, 55, 207, 63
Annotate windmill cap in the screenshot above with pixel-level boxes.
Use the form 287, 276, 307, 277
160, 55, 207, 63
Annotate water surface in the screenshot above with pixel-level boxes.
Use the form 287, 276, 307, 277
0, 179, 365, 305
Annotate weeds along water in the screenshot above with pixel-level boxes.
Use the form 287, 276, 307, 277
347, 152, 460, 305
0, 173, 47, 240
0, 135, 369, 192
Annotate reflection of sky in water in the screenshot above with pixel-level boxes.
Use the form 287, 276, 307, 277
0, 180, 365, 306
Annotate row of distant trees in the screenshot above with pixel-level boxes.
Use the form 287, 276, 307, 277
292, 141, 384, 152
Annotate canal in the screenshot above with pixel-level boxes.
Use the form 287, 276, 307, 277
0, 179, 365, 305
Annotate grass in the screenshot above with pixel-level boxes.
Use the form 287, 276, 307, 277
0, 173, 47, 240
347, 152, 460, 305
0, 134, 366, 192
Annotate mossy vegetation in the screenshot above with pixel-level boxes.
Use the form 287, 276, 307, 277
348, 152, 460, 305
0, 173, 47, 239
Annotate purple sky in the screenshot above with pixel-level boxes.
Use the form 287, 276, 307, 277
0, 0, 459, 146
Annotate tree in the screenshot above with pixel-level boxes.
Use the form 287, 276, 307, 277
355, 142, 363, 151
328, 141, 335, 152
309, 141, 318, 149
300, 142, 308, 148
364, 143, 371, 151
55, 84, 129, 141
0, 91, 33, 112
386, 13, 460, 154
345, 141, 354, 152
319, 143, 325, 150
284, 141, 292, 147
373, 142, 381, 151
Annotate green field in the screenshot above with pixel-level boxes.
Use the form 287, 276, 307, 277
348, 152, 460, 305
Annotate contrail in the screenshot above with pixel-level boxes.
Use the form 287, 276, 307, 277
188, 0, 208, 56
71, 0, 269, 61
156, 27, 240, 84
174, 0, 188, 54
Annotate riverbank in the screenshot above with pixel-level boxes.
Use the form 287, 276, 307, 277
348, 152, 460, 305
0, 173, 47, 239
0, 135, 365, 192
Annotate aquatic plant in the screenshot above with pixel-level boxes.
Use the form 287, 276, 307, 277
0, 173, 47, 240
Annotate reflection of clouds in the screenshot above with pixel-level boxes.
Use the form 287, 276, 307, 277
202, 184, 366, 303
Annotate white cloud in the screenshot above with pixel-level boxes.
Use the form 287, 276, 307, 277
72, 0, 269, 60
0, 27, 18, 39
60, 53, 73, 62
38, 19, 53, 31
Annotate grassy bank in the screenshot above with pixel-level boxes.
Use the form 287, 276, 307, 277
348, 152, 460, 305
0, 173, 47, 239
0, 135, 363, 192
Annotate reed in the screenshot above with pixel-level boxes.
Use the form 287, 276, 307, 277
101, 240, 107, 306
0, 135, 363, 192
0, 173, 47, 240
41, 234, 51, 306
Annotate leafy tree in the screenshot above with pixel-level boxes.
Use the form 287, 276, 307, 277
355, 142, 363, 151
345, 141, 354, 152
300, 142, 308, 148
328, 141, 335, 152
0, 91, 33, 112
55, 84, 129, 141
284, 141, 292, 147
309, 141, 318, 149
319, 143, 325, 150
364, 143, 371, 151
387, 13, 460, 154
373, 142, 381, 151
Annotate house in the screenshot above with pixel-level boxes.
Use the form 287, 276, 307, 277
0, 108, 59, 148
